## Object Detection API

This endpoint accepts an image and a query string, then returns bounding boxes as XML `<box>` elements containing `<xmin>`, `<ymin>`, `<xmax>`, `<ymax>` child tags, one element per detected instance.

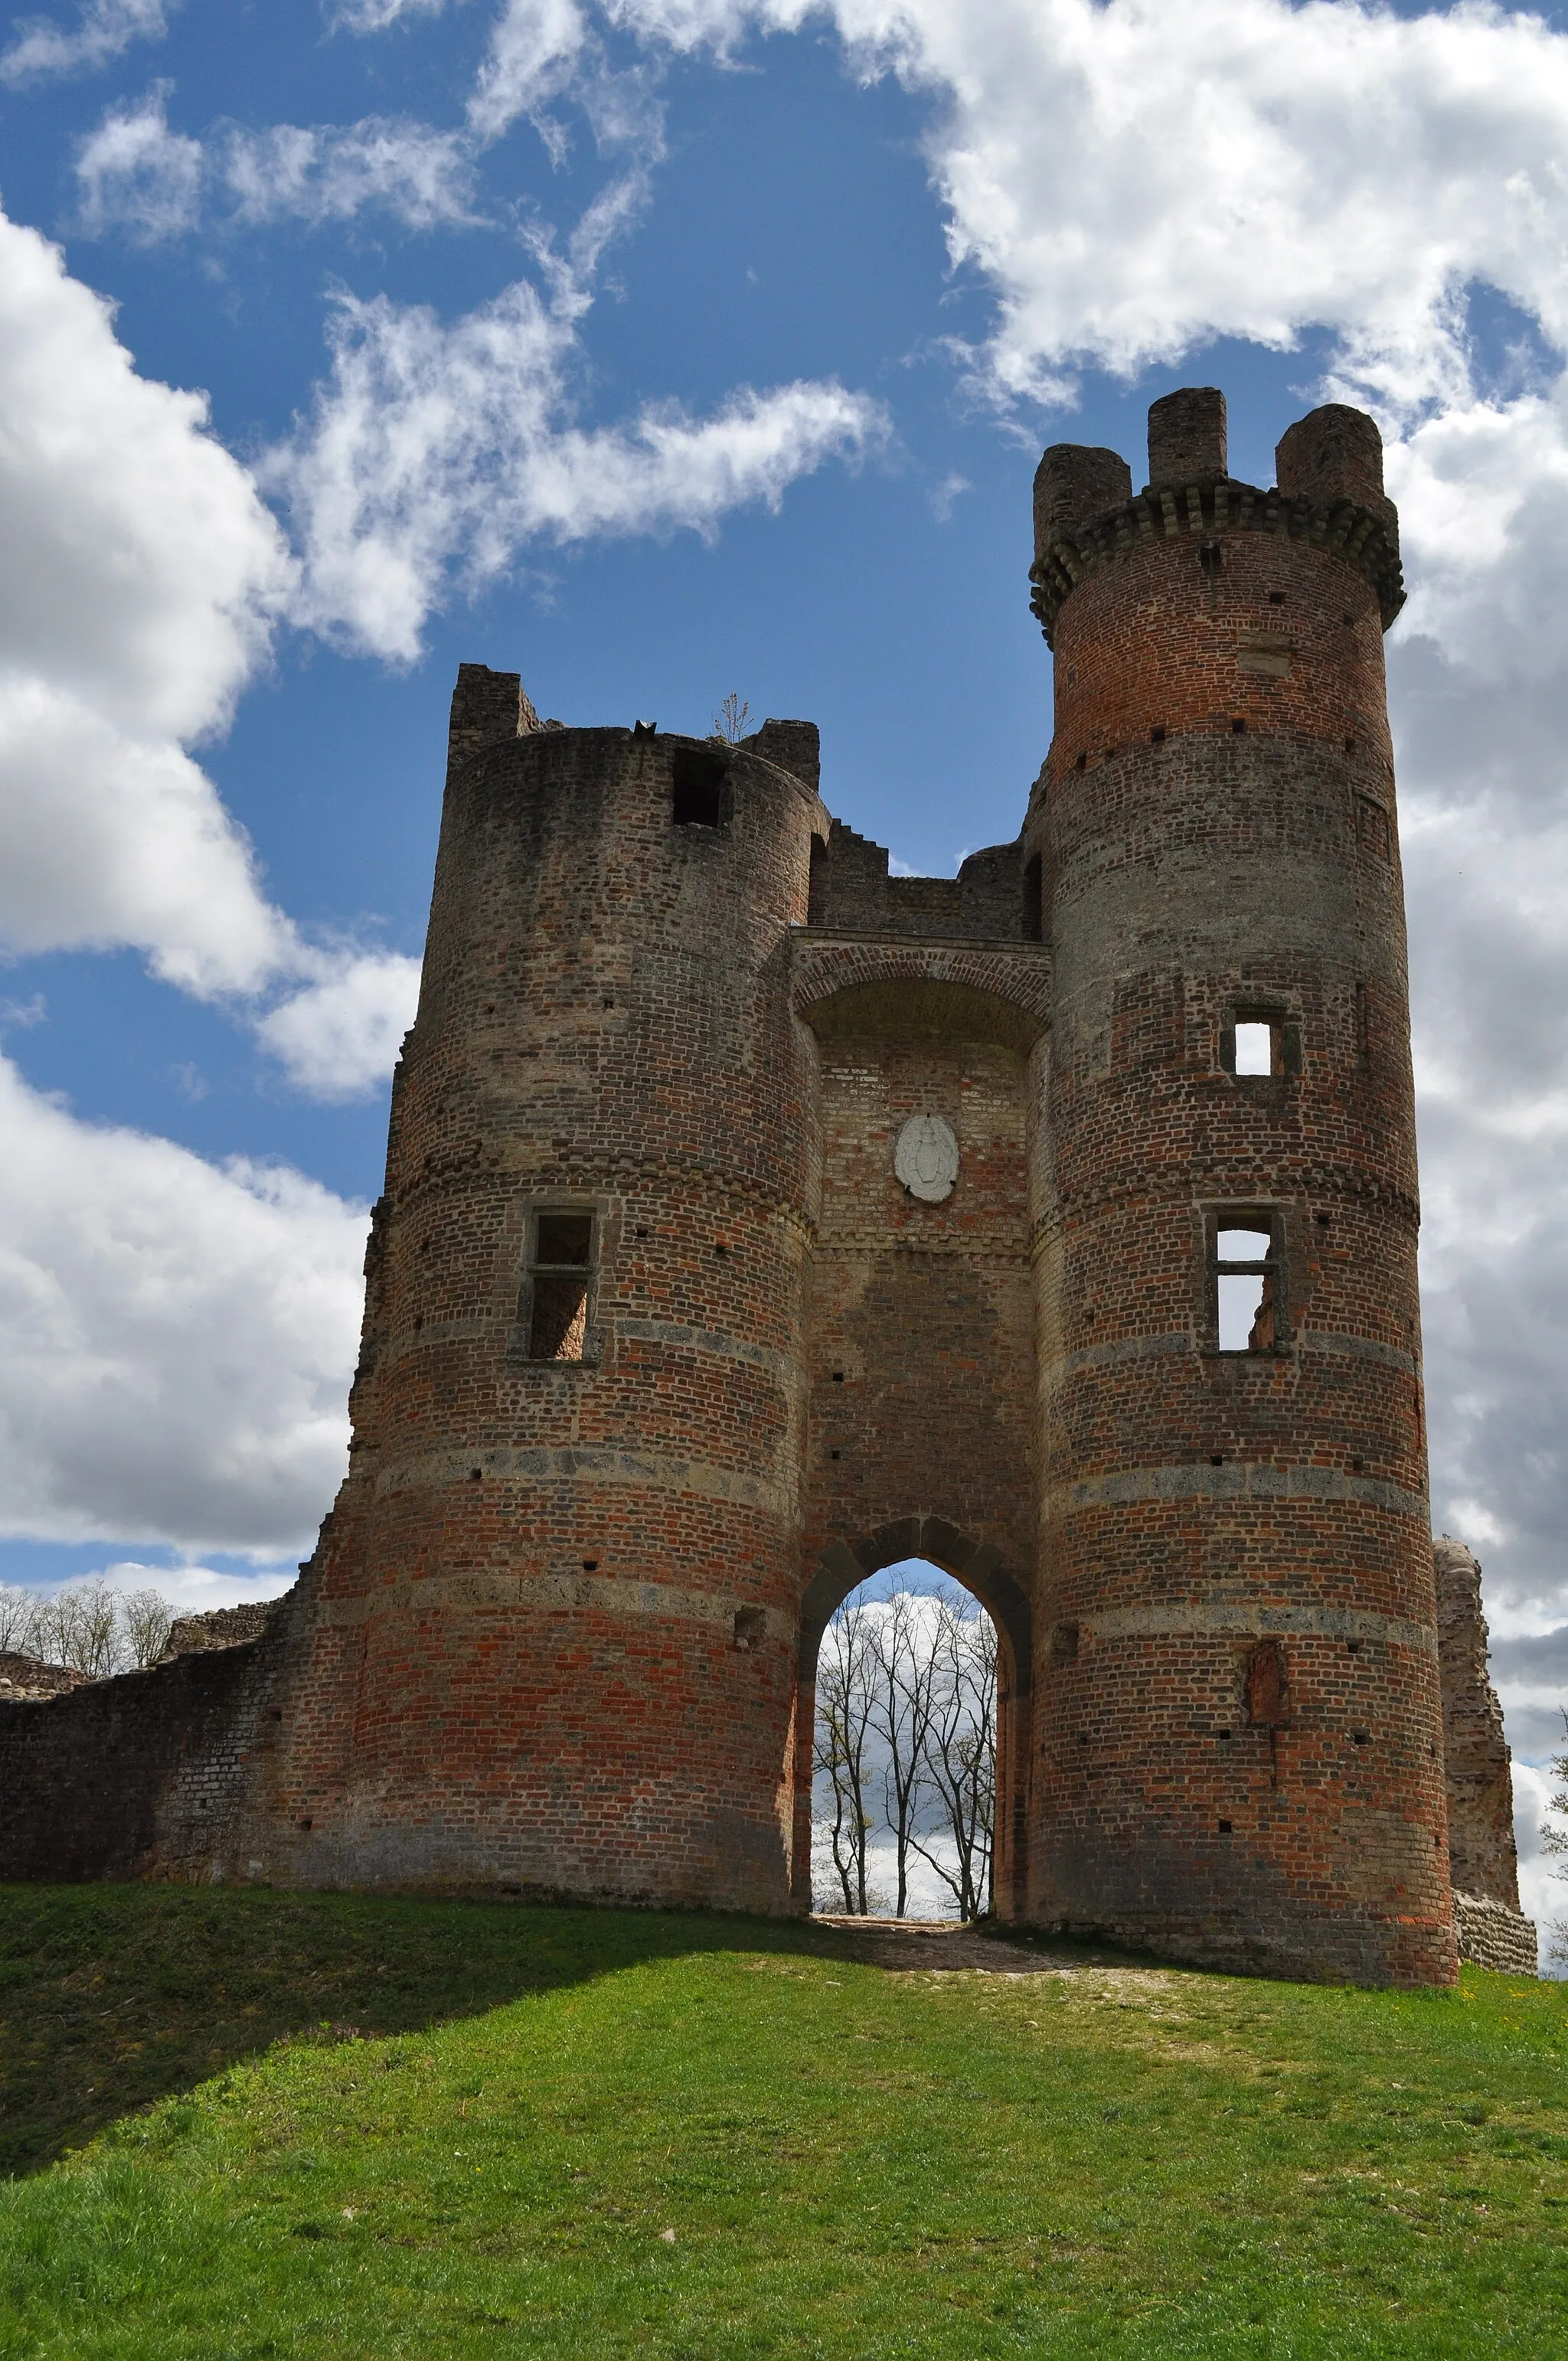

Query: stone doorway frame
<box><xmin>791</xmin><ymin>1514</ymin><xmax>1033</xmax><ymax>1920</ymax></box>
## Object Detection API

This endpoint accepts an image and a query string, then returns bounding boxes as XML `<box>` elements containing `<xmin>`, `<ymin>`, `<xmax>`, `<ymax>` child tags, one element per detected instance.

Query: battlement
<box><xmin>1031</xmin><ymin>395</ymin><xmax>1404</xmax><ymax>645</ymax></box>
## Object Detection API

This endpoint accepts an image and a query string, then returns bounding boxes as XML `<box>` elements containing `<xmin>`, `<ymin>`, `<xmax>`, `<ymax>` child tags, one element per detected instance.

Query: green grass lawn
<box><xmin>1</xmin><ymin>1888</ymin><xmax>1565</xmax><ymax>2358</ymax></box>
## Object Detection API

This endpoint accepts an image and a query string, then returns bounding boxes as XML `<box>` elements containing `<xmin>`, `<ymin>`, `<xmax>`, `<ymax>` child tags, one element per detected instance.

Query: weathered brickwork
<box><xmin>0</xmin><ymin>386</ymin><xmax>1532</xmax><ymax>1986</ymax></box>
<box><xmin>1435</xmin><ymin>1533</ymin><xmax>1538</xmax><ymax>1970</ymax></box>
<box><xmin>164</xmin><ymin>1602</ymin><xmax>281</xmax><ymax>1657</ymax></box>
<box><xmin>0</xmin><ymin>1653</ymin><xmax>87</xmax><ymax>1700</ymax></box>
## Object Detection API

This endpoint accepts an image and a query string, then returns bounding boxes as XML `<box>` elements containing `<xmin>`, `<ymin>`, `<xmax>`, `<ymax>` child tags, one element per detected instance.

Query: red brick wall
<box><xmin>0</xmin><ymin>400</ymin><xmax>1469</xmax><ymax>1990</ymax></box>
<box><xmin>1023</xmin><ymin>426</ymin><xmax>1455</xmax><ymax>1984</ymax></box>
<box><xmin>258</xmin><ymin>723</ymin><xmax>825</xmax><ymax>1908</ymax></box>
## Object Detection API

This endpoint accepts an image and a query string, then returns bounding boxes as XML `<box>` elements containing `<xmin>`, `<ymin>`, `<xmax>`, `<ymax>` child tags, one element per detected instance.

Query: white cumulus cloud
<box><xmin>603</xmin><ymin>0</ymin><xmax>1568</xmax><ymax>414</ymax></box>
<box><xmin>77</xmin><ymin>93</ymin><xmax>482</xmax><ymax>240</ymax></box>
<box><xmin>0</xmin><ymin>0</ymin><xmax>170</xmax><ymax>87</ymax></box>
<box><xmin>0</xmin><ymin>205</ymin><xmax>433</xmax><ymax>1089</ymax></box>
<box><xmin>0</xmin><ymin>1053</ymin><xmax>365</xmax><ymax>1554</ymax></box>
<box><xmin>268</xmin><ymin>275</ymin><xmax>888</xmax><ymax>660</ymax></box>
<box><xmin>328</xmin><ymin>0</ymin><xmax>452</xmax><ymax>28</ymax></box>
<box><xmin>469</xmin><ymin>0</ymin><xmax>590</xmax><ymax>142</ymax></box>
<box><xmin>76</xmin><ymin>86</ymin><xmax>203</xmax><ymax>240</ymax></box>
<box><xmin>0</xmin><ymin>204</ymin><xmax>295</xmax><ymax>991</ymax></box>
<box><xmin>222</xmin><ymin>116</ymin><xmax>481</xmax><ymax>229</ymax></box>
<box><xmin>254</xmin><ymin>952</ymin><xmax>424</xmax><ymax>1099</ymax></box>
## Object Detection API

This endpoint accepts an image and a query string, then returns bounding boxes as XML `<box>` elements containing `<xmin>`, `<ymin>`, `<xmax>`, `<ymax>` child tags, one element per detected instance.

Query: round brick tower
<box><xmin>267</xmin><ymin>690</ymin><xmax>822</xmax><ymax>1907</ymax></box>
<box><xmin>1024</xmin><ymin>389</ymin><xmax>1455</xmax><ymax>1984</ymax></box>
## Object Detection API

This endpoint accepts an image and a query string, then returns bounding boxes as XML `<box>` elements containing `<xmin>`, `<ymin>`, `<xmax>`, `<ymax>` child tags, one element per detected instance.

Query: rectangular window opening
<box><xmin>1233</xmin><ymin>1019</ymin><xmax>1279</xmax><ymax>1076</ymax></box>
<box><xmin>526</xmin><ymin>1211</ymin><xmax>596</xmax><ymax>1361</ymax></box>
<box><xmin>672</xmin><ymin>743</ymin><xmax>732</xmax><ymax>828</ymax></box>
<box><xmin>1214</xmin><ymin>1219</ymin><xmax>1282</xmax><ymax>1353</ymax></box>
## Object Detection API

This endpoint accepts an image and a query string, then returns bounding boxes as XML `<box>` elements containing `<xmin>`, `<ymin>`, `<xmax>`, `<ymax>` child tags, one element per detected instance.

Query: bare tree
<box><xmin>710</xmin><ymin>694</ymin><xmax>752</xmax><ymax>745</ymax></box>
<box><xmin>1540</xmin><ymin>1710</ymin><xmax>1568</xmax><ymax>1966</ymax></box>
<box><xmin>43</xmin><ymin>1579</ymin><xmax>123</xmax><ymax>1678</ymax></box>
<box><xmin>910</xmin><ymin>1592</ymin><xmax>998</xmax><ymax>1922</ymax></box>
<box><xmin>3</xmin><ymin>1579</ymin><xmax>177</xmax><ymax>1677</ymax></box>
<box><xmin>812</xmin><ymin>1596</ymin><xmax>878</xmax><ymax>1913</ymax></box>
<box><xmin>867</xmin><ymin>1591</ymin><xmax>942</xmax><ymax>1917</ymax></box>
<box><xmin>122</xmin><ymin>1589</ymin><xmax>175</xmax><ymax>1669</ymax></box>
<box><xmin>0</xmin><ymin>1585</ymin><xmax>40</xmax><ymax>1656</ymax></box>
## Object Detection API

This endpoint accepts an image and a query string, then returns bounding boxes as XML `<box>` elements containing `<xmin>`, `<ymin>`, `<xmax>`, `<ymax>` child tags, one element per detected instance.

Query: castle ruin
<box><xmin>0</xmin><ymin>387</ymin><xmax>1537</xmax><ymax>1984</ymax></box>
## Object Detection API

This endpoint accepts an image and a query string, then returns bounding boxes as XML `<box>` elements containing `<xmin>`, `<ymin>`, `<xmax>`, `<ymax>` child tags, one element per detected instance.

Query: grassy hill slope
<box><xmin>1</xmin><ymin>1887</ymin><xmax>1565</xmax><ymax>2359</ymax></box>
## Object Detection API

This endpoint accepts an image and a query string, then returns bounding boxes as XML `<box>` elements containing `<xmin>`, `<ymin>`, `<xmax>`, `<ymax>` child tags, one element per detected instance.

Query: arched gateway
<box><xmin>794</xmin><ymin>1518</ymin><xmax>1032</xmax><ymax>1919</ymax></box>
<box><xmin>2</xmin><ymin>387</ymin><xmax>1536</xmax><ymax>1984</ymax></box>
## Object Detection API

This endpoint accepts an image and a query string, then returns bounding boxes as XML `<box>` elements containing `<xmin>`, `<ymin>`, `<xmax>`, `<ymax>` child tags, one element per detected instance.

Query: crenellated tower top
<box><xmin>1029</xmin><ymin>390</ymin><xmax>1404</xmax><ymax>646</ymax></box>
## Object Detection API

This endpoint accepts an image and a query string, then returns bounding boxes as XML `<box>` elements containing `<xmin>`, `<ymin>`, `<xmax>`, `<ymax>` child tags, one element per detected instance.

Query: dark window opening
<box><xmin>1212</xmin><ymin>1214</ymin><xmax>1283</xmax><ymax>1353</ymax></box>
<box><xmin>807</xmin><ymin>831</ymin><xmax>828</xmax><ymax>923</ymax></box>
<box><xmin>530</xmin><ymin>1277</ymin><xmax>588</xmax><ymax>1361</ymax></box>
<box><xmin>1268</xmin><ymin>591</ymin><xmax>1286</xmax><ymax>606</ymax></box>
<box><xmin>1022</xmin><ymin>852</ymin><xmax>1044</xmax><ymax>943</ymax></box>
<box><xmin>672</xmin><ymin>742</ymin><xmax>732</xmax><ymax>827</ymax></box>
<box><xmin>1151</xmin><ymin>726</ymin><xmax>1166</xmax><ymax>743</ymax></box>
<box><xmin>1231</xmin><ymin>717</ymin><xmax>1247</xmax><ymax>734</ymax></box>
<box><xmin>733</xmin><ymin>1605</ymin><xmax>766</xmax><ymax>1651</ymax></box>
<box><xmin>536</xmin><ymin>1213</ymin><xmax>592</xmax><ymax>1265</ymax></box>
<box><xmin>1075</xmin><ymin>751</ymin><xmax>1087</xmax><ymax>770</ymax></box>
<box><xmin>1199</xmin><ymin>540</ymin><xmax>1223</xmax><ymax>576</ymax></box>
<box><xmin>525</xmin><ymin>1210</ymin><xmax>596</xmax><ymax>1362</ymax></box>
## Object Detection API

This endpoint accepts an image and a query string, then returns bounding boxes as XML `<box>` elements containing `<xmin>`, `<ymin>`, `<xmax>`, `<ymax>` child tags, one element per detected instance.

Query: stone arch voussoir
<box><xmin>792</xmin><ymin>941</ymin><xmax>1049</xmax><ymax>1055</ymax></box>
<box><xmin>799</xmin><ymin>1515</ymin><xmax>1032</xmax><ymax>1697</ymax></box>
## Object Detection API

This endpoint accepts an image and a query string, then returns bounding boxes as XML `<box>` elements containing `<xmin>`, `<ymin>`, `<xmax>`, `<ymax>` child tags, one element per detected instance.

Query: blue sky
<box><xmin>4</xmin><ymin>0</ymin><xmax>1568</xmax><ymax>1915</ymax></box>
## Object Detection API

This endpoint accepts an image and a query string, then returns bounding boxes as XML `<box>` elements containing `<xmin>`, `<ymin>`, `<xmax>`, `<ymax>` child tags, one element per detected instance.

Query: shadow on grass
<box><xmin>0</xmin><ymin>1884</ymin><xmax>1129</xmax><ymax>2178</ymax></box>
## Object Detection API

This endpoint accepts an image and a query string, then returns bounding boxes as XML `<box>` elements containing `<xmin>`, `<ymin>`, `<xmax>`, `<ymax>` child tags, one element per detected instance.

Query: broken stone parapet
<box><xmin>1453</xmin><ymin>1892</ymin><xmax>1540</xmax><ymax>1976</ymax></box>
<box><xmin>162</xmin><ymin>1600</ymin><xmax>281</xmax><ymax>1658</ymax></box>
<box><xmin>0</xmin><ymin>1651</ymin><xmax>90</xmax><ymax>1701</ymax></box>
<box><xmin>1436</xmin><ymin>1535</ymin><xmax>1524</xmax><ymax>1906</ymax></box>
<box><xmin>1435</xmin><ymin>1533</ymin><xmax>1538</xmax><ymax>1974</ymax></box>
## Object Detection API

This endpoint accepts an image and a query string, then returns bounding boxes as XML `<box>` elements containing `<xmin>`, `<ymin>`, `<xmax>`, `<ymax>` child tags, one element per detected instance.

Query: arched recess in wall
<box><xmin>793</xmin><ymin>972</ymin><xmax>1047</xmax><ymax>1058</ymax></box>
<box><xmin>792</xmin><ymin>1514</ymin><xmax>1033</xmax><ymax>1923</ymax></box>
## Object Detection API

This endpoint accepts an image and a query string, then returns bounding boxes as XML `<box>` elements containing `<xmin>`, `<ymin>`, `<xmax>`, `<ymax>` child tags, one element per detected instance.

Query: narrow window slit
<box><xmin>1022</xmin><ymin>851</ymin><xmax>1044</xmax><ymax>943</ymax></box>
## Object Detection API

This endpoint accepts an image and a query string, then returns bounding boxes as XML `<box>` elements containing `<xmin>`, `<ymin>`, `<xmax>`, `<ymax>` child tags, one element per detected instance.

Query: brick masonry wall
<box><xmin>1022</xmin><ymin>409</ymin><xmax>1456</xmax><ymax>1985</ymax></box>
<box><xmin>1435</xmin><ymin>1533</ymin><xmax>1538</xmax><ymax>1971</ymax></box>
<box><xmin>239</xmin><ymin>718</ymin><xmax>827</xmax><ymax>1909</ymax></box>
<box><xmin>0</xmin><ymin>399</ymin><xmax>1519</xmax><ymax>1989</ymax></box>
<box><xmin>0</xmin><ymin>1620</ymin><xmax>290</xmax><ymax>1881</ymax></box>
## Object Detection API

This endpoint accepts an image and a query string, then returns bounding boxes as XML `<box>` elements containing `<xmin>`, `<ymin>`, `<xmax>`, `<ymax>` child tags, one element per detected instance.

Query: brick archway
<box><xmin>791</xmin><ymin>1515</ymin><xmax>1033</xmax><ymax>1922</ymax></box>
